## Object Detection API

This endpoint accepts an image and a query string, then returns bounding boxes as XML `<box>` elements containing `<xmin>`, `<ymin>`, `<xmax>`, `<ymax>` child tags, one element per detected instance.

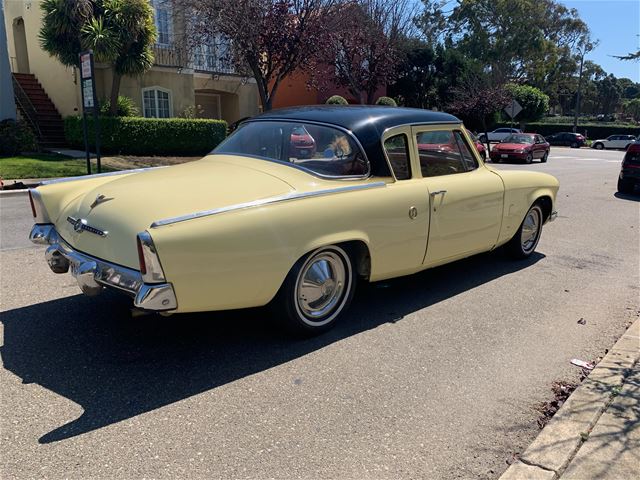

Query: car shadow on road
<box><xmin>1</xmin><ymin>250</ymin><xmax>544</xmax><ymax>444</ymax></box>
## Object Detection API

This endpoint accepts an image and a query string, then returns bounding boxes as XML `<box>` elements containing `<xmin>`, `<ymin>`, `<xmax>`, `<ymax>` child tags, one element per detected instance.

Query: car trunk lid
<box><xmin>54</xmin><ymin>157</ymin><xmax>294</xmax><ymax>268</ymax></box>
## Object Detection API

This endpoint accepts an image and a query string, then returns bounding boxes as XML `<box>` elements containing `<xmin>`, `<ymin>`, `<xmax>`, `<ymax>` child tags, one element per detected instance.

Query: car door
<box><xmin>373</xmin><ymin>128</ymin><xmax>432</xmax><ymax>278</ymax></box>
<box><xmin>411</xmin><ymin>126</ymin><xmax>504</xmax><ymax>267</ymax></box>
<box><xmin>534</xmin><ymin>135</ymin><xmax>546</xmax><ymax>158</ymax></box>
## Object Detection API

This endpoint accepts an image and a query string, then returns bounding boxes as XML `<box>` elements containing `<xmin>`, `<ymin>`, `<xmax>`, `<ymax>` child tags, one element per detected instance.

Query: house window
<box><xmin>142</xmin><ymin>88</ymin><xmax>172</xmax><ymax>118</ymax></box>
<box><xmin>153</xmin><ymin>0</ymin><xmax>172</xmax><ymax>45</ymax></box>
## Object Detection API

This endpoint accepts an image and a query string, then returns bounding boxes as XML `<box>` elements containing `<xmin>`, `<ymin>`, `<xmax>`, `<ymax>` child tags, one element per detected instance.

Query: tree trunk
<box><xmin>109</xmin><ymin>72</ymin><xmax>122</xmax><ymax>116</ymax></box>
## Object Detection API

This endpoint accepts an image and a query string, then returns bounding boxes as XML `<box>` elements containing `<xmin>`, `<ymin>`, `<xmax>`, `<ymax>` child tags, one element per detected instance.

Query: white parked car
<box><xmin>478</xmin><ymin>128</ymin><xmax>523</xmax><ymax>143</ymax></box>
<box><xmin>591</xmin><ymin>135</ymin><xmax>638</xmax><ymax>150</ymax></box>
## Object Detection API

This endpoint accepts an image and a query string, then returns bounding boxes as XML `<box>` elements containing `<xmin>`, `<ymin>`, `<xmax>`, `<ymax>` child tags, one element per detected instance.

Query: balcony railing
<box><xmin>152</xmin><ymin>44</ymin><xmax>236</xmax><ymax>75</ymax></box>
<box><xmin>153</xmin><ymin>44</ymin><xmax>186</xmax><ymax>69</ymax></box>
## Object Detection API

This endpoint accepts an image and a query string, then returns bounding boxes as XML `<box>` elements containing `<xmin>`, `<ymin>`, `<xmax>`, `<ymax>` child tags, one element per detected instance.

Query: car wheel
<box><xmin>571</xmin><ymin>142</ymin><xmax>578</xmax><ymax>148</ymax></box>
<box><xmin>525</xmin><ymin>153</ymin><xmax>533</xmax><ymax>164</ymax></box>
<box><xmin>506</xmin><ymin>204</ymin><xmax>544</xmax><ymax>259</ymax></box>
<box><xmin>617</xmin><ymin>178</ymin><xmax>635</xmax><ymax>194</ymax></box>
<box><xmin>541</xmin><ymin>151</ymin><xmax>548</xmax><ymax>163</ymax></box>
<box><xmin>594</xmin><ymin>143</ymin><xmax>604</xmax><ymax>150</ymax></box>
<box><xmin>273</xmin><ymin>245</ymin><xmax>356</xmax><ymax>335</ymax></box>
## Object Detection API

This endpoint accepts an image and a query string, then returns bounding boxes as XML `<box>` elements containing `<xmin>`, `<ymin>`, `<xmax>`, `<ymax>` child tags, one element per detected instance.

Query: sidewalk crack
<box><xmin>518</xmin><ymin>456</ymin><xmax>557</xmax><ymax>474</ymax></box>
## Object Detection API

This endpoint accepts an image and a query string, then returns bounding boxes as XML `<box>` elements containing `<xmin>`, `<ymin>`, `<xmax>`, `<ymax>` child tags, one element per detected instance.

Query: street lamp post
<box><xmin>0</xmin><ymin>2</ymin><xmax>17</xmax><ymax>121</ymax></box>
<box><xmin>573</xmin><ymin>41</ymin><xmax>595</xmax><ymax>134</ymax></box>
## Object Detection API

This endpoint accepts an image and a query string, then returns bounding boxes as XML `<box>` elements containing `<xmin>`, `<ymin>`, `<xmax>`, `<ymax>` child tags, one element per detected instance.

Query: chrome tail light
<box><xmin>136</xmin><ymin>231</ymin><xmax>166</xmax><ymax>283</ymax></box>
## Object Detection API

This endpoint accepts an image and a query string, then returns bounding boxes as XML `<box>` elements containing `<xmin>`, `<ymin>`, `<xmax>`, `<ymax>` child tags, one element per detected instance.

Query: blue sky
<box><xmin>561</xmin><ymin>0</ymin><xmax>640</xmax><ymax>82</ymax></box>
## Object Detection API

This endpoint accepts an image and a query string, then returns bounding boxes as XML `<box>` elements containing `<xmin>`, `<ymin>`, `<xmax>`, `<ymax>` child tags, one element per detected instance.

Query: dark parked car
<box><xmin>544</xmin><ymin>132</ymin><xmax>586</xmax><ymax>148</ymax></box>
<box><xmin>618</xmin><ymin>141</ymin><xmax>640</xmax><ymax>194</ymax></box>
<box><xmin>489</xmin><ymin>133</ymin><xmax>550</xmax><ymax>164</ymax></box>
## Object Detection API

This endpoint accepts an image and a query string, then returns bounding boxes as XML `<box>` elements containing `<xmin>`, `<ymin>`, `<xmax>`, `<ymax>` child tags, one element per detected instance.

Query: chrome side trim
<box><xmin>151</xmin><ymin>181</ymin><xmax>387</xmax><ymax>228</ymax></box>
<box><xmin>40</xmin><ymin>166</ymin><xmax>167</xmax><ymax>186</ymax></box>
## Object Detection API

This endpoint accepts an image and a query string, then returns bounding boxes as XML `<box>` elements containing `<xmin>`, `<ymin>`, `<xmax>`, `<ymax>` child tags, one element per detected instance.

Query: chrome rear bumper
<box><xmin>29</xmin><ymin>224</ymin><xmax>177</xmax><ymax>311</ymax></box>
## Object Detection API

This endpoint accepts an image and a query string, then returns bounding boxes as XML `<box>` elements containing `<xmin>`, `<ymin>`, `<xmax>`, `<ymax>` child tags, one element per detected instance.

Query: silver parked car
<box><xmin>478</xmin><ymin>128</ymin><xmax>523</xmax><ymax>143</ymax></box>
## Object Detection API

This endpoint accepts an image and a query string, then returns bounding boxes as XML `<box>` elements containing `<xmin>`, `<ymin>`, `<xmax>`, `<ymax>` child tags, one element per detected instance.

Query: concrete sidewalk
<box><xmin>501</xmin><ymin>319</ymin><xmax>640</xmax><ymax>480</ymax></box>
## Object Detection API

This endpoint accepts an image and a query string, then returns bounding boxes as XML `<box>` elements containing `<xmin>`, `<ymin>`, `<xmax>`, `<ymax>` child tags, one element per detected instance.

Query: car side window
<box><xmin>453</xmin><ymin>131</ymin><xmax>478</xmax><ymax>171</ymax></box>
<box><xmin>383</xmin><ymin>134</ymin><xmax>411</xmax><ymax>180</ymax></box>
<box><xmin>416</xmin><ymin>130</ymin><xmax>467</xmax><ymax>177</ymax></box>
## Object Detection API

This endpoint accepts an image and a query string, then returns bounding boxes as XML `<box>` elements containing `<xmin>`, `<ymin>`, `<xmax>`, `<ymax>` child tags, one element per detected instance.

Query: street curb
<box><xmin>500</xmin><ymin>318</ymin><xmax>640</xmax><ymax>480</ymax></box>
<box><xmin>0</xmin><ymin>189</ymin><xmax>30</xmax><ymax>197</ymax></box>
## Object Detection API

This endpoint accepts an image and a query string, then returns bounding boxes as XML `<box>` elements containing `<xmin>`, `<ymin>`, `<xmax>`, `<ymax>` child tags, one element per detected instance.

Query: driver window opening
<box><xmin>416</xmin><ymin>130</ymin><xmax>466</xmax><ymax>177</ymax></box>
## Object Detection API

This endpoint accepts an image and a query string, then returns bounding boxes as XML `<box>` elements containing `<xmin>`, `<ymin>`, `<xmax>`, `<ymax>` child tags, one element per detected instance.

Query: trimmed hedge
<box><xmin>64</xmin><ymin>116</ymin><xmax>227</xmax><ymax>155</ymax></box>
<box><xmin>495</xmin><ymin>122</ymin><xmax>639</xmax><ymax>139</ymax></box>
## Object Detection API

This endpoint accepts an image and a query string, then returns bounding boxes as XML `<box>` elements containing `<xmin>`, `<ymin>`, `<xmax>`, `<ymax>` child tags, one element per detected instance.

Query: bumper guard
<box><xmin>30</xmin><ymin>224</ymin><xmax>177</xmax><ymax>311</ymax></box>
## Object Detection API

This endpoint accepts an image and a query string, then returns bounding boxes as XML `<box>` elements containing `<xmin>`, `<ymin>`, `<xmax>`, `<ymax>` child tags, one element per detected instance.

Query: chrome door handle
<box><xmin>430</xmin><ymin>190</ymin><xmax>447</xmax><ymax>196</ymax></box>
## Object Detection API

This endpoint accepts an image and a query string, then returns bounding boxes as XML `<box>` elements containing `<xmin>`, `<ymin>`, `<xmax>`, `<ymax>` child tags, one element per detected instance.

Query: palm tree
<box><xmin>40</xmin><ymin>0</ymin><xmax>156</xmax><ymax>115</ymax></box>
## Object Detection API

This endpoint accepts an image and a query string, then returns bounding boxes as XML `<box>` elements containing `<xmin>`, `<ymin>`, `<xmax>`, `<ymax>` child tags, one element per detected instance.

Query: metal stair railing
<box><xmin>11</xmin><ymin>74</ymin><xmax>43</xmax><ymax>139</ymax></box>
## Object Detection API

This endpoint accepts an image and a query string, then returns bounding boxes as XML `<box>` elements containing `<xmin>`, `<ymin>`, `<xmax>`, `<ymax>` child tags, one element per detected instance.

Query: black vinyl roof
<box><xmin>249</xmin><ymin>106</ymin><xmax>462</xmax><ymax>176</ymax></box>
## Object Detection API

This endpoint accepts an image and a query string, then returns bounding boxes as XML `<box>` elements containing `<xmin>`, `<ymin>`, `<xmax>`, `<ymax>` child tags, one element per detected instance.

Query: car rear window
<box><xmin>215</xmin><ymin>121</ymin><xmax>370</xmax><ymax>178</ymax></box>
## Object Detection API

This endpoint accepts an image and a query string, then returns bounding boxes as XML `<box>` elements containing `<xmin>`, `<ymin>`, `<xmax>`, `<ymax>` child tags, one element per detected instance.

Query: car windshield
<box><xmin>214</xmin><ymin>121</ymin><xmax>369</xmax><ymax>177</ymax></box>
<box><xmin>502</xmin><ymin>134</ymin><xmax>534</xmax><ymax>144</ymax></box>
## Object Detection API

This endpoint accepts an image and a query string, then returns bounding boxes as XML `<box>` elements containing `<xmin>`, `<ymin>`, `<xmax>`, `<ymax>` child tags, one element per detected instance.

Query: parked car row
<box><xmin>476</xmin><ymin>129</ymin><xmax>638</xmax><ymax>151</ymax></box>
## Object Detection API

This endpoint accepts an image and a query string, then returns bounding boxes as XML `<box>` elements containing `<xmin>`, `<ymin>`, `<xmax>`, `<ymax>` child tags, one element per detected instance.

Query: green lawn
<box><xmin>0</xmin><ymin>154</ymin><xmax>114</xmax><ymax>180</ymax></box>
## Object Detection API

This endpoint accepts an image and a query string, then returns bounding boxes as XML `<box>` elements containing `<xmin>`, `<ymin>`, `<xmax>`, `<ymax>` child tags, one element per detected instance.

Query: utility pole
<box><xmin>0</xmin><ymin>2</ymin><xmax>17</xmax><ymax>120</ymax></box>
<box><xmin>573</xmin><ymin>40</ymin><xmax>595</xmax><ymax>134</ymax></box>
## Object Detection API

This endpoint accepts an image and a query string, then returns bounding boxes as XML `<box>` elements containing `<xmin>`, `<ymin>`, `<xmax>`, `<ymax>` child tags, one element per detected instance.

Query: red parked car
<box><xmin>469</xmin><ymin>132</ymin><xmax>487</xmax><ymax>159</ymax></box>
<box><xmin>289</xmin><ymin>125</ymin><xmax>316</xmax><ymax>158</ymax></box>
<box><xmin>490</xmin><ymin>133</ymin><xmax>550</xmax><ymax>164</ymax></box>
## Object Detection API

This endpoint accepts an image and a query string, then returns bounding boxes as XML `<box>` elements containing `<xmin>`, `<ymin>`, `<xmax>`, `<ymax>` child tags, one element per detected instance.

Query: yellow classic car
<box><xmin>29</xmin><ymin>106</ymin><xmax>559</xmax><ymax>334</ymax></box>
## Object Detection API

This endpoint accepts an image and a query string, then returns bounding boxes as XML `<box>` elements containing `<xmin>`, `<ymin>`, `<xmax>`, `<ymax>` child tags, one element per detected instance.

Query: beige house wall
<box><xmin>4</xmin><ymin>0</ymin><xmax>259</xmax><ymax>123</ymax></box>
<box><xmin>4</xmin><ymin>0</ymin><xmax>81</xmax><ymax>117</ymax></box>
<box><xmin>193</xmin><ymin>74</ymin><xmax>259</xmax><ymax>123</ymax></box>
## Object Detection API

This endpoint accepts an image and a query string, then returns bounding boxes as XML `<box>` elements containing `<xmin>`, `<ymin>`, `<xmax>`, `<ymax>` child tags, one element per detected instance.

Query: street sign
<box><xmin>80</xmin><ymin>53</ymin><xmax>92</xmax><ymax>79</ymax></box>
<box><xmin>504</xmin><ymin>99</ymin><xmax>523</xmax><ymax>119</ymax></box>
<box><xmin>81</xmin><ymin>79</ymin><xmax>94</xmax><ymax>108</ymax></box>
<box><xmin>78</xmin><ymin>50</ymin><xmax>101</xmax><ymax>174</ymax></box>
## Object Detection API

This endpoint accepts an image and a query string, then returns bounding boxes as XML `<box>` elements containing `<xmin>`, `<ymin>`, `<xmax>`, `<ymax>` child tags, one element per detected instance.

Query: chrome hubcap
<box><xmin>521</xmin><ymin>208</ymin><xmax>541</xmax><ymax>253</ymax></box>
<box><xmin>296</xmin><ymin>250</ymin><xmax>347</xmax><ymax>323</ymax></box>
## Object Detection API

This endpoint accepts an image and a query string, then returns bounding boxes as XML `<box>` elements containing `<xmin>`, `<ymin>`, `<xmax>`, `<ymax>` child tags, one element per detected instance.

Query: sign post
<box><xmin>79</xmin><ymin>51</ymin><xmax>101</xmax><ymax>174</ymax></box>
<box><xmin>503</xmin><ymin>99</ymin><xmax>523</xmax><ymax>131</ymax></box>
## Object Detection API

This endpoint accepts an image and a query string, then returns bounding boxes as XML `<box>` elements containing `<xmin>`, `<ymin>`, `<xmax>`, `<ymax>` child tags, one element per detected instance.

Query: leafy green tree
<box><xmin>40</xmin><ymin>0</ymin><xmax>156</xmax><ymax>115</ymax></box>
<box><xmin>594</xmin><ymin>74</ymin><xmax>622</xmax><ymax>115</ymax></box>
<box><xmin>446</xmin><ymin>78</ymin><xmax>512</xmax><ymax>148</ymax></box>
<box><xmin>623</xmin><ymin>98</ymin><xmax>640</xmax><ymax>122</ymax></box>
<box><xmin>417</xmin><ymin>0</ymin><xmax>590</xmax><ymax>85</ymax></box>
<box><xmin>504</xmin><ymin>83</ymin><xmax>550</xmax><ymax>124</ymax></box>
<box><xmin>388</xmin><ymin>40</ymin><xmax>480</xmax><ymax>110</ymax></box>
<box><xmin>617</xmin><ymin>78</ymin><xmax>640</xmax><ymax>99</ymax></box>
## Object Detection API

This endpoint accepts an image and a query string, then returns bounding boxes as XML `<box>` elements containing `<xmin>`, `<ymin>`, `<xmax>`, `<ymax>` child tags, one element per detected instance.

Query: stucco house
<box><xmin>4</xmin><ymin>0</ymin><xmax>260</xmax><ymax>147</ymax></box>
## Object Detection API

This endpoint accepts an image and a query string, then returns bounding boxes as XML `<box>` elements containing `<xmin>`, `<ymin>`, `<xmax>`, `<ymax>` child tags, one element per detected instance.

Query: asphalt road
<box><xmin>1</xmin><ymin>148</ymin><xmax>638</xmax><ymax>479</ymax></box>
